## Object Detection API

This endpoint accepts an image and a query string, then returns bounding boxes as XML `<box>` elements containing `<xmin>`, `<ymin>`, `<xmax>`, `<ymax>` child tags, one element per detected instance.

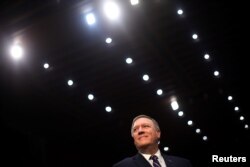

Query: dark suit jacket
<box><xmin>113</xmin><ymin>153</ymin><xmax>192</xmax><ymax>167</ymax></box>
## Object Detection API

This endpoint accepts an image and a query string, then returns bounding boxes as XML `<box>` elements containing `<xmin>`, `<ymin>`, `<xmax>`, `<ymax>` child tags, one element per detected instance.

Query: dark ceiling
<box><xmin>1</xmin><ymin>0</ymin><xmax>249</xmax><ymax>166</ymax></box>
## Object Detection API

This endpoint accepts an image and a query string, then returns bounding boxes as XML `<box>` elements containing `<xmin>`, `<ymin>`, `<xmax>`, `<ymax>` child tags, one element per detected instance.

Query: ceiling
<box><xmin>1</xmin><ymin>0</ymin><xmax>249</xmax><ymax>166</ymax></box>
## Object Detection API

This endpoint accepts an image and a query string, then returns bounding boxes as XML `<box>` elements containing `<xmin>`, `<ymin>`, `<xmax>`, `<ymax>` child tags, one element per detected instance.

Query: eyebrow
<box><xmin>133</xmin><ymin>123</ymin><xmax>151</xmax><ymax>129</ymax></box>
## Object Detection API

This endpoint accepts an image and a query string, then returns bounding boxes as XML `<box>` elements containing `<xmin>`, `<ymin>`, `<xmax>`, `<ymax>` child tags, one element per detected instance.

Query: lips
<box><xmin>138</xmin><ymin>135</ymin><xmax>148</xmax><ymax>140</ymax></box>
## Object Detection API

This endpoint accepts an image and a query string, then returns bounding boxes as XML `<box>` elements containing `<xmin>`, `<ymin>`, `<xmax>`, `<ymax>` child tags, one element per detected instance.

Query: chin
<box><xmin>136</xmin><ymin>142</ymin><xmax>151</xmax><ymax>149</ymax></box>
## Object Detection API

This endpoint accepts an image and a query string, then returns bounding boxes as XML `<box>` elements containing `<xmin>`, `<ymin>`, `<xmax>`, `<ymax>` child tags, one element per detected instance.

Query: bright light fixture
<box><xmin>171</xmin><ymin>100</ymin><xmax>179</xmax><ymax>111</ymax></box>
<box><xmin>196</xmin><ymin>128</ymin><xmax>201</xmax><ymax>134</ymax></box>
<box><xmin>192</xmin><ymin>33</ymin><xmax>198</xmax><ymax>40</ymax></box>
<box><xmin>163</xmin><ymin>147</ymin><xmax>169</xmax><ymax>151</ymax></box>
<box><xmin>227</xmin><ymin>96</ymin><xmax>233</xmax><ymax>101</ymax></box>
<box><xmin>178</xmin><ymin>111</ymin><xmax>184</xmax><ymax>117</ymax></box>
<box><xmin>204</xmin><ymin>54</ymin><xmax>210</xmax><ymax>60</ymax></box>
<box><xmin>105</xmin><ymin>106</ymin><xmax>112</xmax><ymax>112</ymax></box>
<box><xmin>213</xmin><ymin>70</ymin><xmax>220</xmax><ymax>77</ymax></box>
<box><xmin>126</xmin><ymin>57</ymin><xmax>133</xmax><ymax>64</ymax></box>
<box><xmin>203</xmin><ymin>136</ymin><xmax>208</xmax><ymax>141</ymax></box>
<box><xmin>142</xmin><ymin>74</ymin><xmax>149</xmax><ymax>81</ymax></box>
<box><xmin>10</xmin><ymin>44</ymin><xmax>23</xmax><ymax>60</ymax></box>
<box><xmin>88</xmin><ymin>94</ymin><xmax>94</xmax><ymax>100</ymax></box>
<box><xmin>156</xmin><ymin>89</ymin><xmax>163</xmax><ymax>95</ymax></box>
<box><xmin>103</xmin><ymin>1</ymin><xmax>120</xmax><ymax>20</ymax></box>
<box><xmin>43</xmin><ymin>63</ymin><xmax>49</xmax><ymax>69</ymax></box>
<box><xmin>86</xmin><ymin>13</ymin><xmax>96</xmax><ymax>25</ymax></box>
<box><xmin>67</xmin><ymin>80</ymin><xmax>73</xmax><ymax>86</ymax></box>
<box><xmin>187</xmin><ymin>120</ymin><xmax>193</xmax><ymax>126</ymax></box>
<box><xmin>130</xmin><ymin>0</ymin><xmax>139</xmax><ymax>5</ymax></box>
<box><xmin>106</xmin><ymin>37</ymin><xmax>112</xmax><ymax>44</ymax></box>
<box><xmin>177</xmin><ymin>9</ymin><xmax>183</xmax><ymax>15</ymax></box>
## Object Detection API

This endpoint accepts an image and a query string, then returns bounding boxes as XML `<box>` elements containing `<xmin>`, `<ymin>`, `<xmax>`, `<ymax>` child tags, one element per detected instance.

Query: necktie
<box><xmin>150</xmin><ymin>155</ymin><xmax>161</xmax><ymax>167</ymax></box>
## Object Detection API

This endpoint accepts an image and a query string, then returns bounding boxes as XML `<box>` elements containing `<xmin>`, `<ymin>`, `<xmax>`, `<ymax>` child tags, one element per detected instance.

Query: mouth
<box><xmin>138</xmin><ymin>135</ymin><xmax>148</xmax><ymax>140</ymax></box>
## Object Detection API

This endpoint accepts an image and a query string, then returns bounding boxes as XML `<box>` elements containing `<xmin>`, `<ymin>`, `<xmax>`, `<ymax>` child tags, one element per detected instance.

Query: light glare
<box><xmin>43</xmin><ymin>63</ymin><xmax>49</xmax><ymax>69</ymax></box>
<box><xmin>177</xmin><ymin>9</ymin><xmax>183</xmax><ymax>15</ymax></box>
<box><xmin>68</xmin><ymin>80</ymin><xmax>73</xmax><ymax>86</ymax></box>
<box><xmin>204</xmin><ymin>54</ymin><xmax>210</xmax><ymax>60</ymax></box>
<box><xmin>178</xmin><ymin>111</ymin><xmax>184</xmax><ymax>117</ymax></box>
<box><xmin>103</xmin><ymin>1</ymin><xmax>120</xmax><ymax>20</ymax></box>
<box><xmin>203</xmin><ymin>136</ymin><xmax>208</xmax><ymax>141</ymax></box>
<box><xmin>171</xmin><ymin>100</ymin><xmax>179</xmax><ymax>111</ymax></box>
<box><xmin>105</xmin><ymin>106</ymin><xmax>112</xmax><ymax>112</ymax></box>
<box><xmin>106</xmin><ymin>37</ymin><xmax>112</xmax><ymax>44</ymax></box>
<box><xmin>86</xmin><ymin>13</ymin><xmax>96</xmax><ymax>25</ymax></box>
<box><xmin>213</xmin><ymin>71</ymin><xmax>220</xmax><ymax>77</ymax></box>
<box><xmin>187</xmin><ymin>120</ymin><xmax>193</xmax><ymax>126</ymax></box>
<box><xmin>163</xmin><ymin>147</ymin><xmax>169</xmax><ymax>151</ymax></box>
<box><xmin>192</xmin><ymin>34</ymin><xmax>198</xmax><ymax>39</ymax></box>
<box><xmin>142</xmin><ymin>74</ymin><xmax>149</xmax><ymax>81</ymax></box>
<box><xmin>10</xmin><ymin>44</ymin><xmax>23</xmax><ymax>60</ymax></box>
<box><xmin>88</xmin><ymin>94</ymin><xmax>94</xmax><ymax>100</ymax></box>
<box><xmin>196</xmin><ymin>128</ymin><xmax>201</xmax><ymax>134</ymax></box>
<box><xmin>130</xmin><ymin>0</ymin><xmax>139</xmax><ymax>5</ymax></box>
<box><xmin>156</xmin><ymin>89</ymin><xmax>163</xmax><ymax>95</ymax></box>
<box><xmin>126</xmin><ymin>57</ymin><xmax>133</xmax><ymax>64</ymax></box>
<box><xmin>227</xmin><ymin>96</ymin><xmax>233</xmax><ymax>101</ymax></box>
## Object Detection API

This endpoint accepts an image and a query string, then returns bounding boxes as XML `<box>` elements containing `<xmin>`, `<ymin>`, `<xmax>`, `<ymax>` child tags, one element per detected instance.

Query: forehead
<box><xmin>133</xmin><ymin>117</ymin><xmax>153</xmax><ymax>127</ymax></box>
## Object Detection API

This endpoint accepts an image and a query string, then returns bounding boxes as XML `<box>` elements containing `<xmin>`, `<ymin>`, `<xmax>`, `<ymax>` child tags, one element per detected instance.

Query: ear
<box><xmin>156</xmin><ymin>130</ymin><xmax>161</xmax><ymax>139</ymax></box>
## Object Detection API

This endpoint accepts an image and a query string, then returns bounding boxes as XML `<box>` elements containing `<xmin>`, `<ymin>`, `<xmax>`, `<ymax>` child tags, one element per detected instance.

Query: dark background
<box><xmin>0</xmin><ymin>0</ymin><xmax>249</xmax><ymax>166</ymax></box>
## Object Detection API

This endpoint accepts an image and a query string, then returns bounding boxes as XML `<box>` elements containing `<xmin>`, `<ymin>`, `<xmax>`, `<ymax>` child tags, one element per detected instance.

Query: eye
<box><xmin>133</xmin><ymin>127</ymin><xmax>138</xmax><ymax>132</ymax></box>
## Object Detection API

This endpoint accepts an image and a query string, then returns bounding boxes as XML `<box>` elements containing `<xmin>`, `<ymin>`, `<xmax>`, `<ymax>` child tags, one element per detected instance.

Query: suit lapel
<box><xmin>133</xmin><ymin>153</ymin><xmax>152</xmax><ymax>167</ymax></box>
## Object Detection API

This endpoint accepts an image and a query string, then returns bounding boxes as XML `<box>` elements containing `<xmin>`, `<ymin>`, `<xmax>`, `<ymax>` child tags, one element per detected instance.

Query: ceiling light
<box><xmin>227</xmin><ymin>96</ymin><xmax>233</xmax><ymax>101</ymax></box>
<box><xmin>178</xmin><ymin>111</ymin><xmax>184</xmax><ymax>117</ymax></box>
<box><xmin>204</xmin><ymin>54</ymin><xmax>210</xmax><ymax>60</ymax></box>
<box><xmin>86</xmin><ymin>13</ymin><xmax>96</xmax><ymax>25</ymax></box>
<box><xmin>202</xmin><ymin>136</ymin><xmax>208</xmax><ymax>141</ymax></box>
<box><xmin>171</xmin><ymin>100</ymin><xmax>179</xmax><ymax>111</ymax></box>
<box><xmin>156</xmin><ymin>89</ymin><xmax>163</xmax><ymax>95</ymax></box>
<box><xmin>192</xmin><ymin>33</ymin><xmax>198</xmax><ymax>40</ymax></box>
<box><xmin>196</xmin><ymin>128</ymin><xmax>201</xmax><ymax>134</ymax></box>
<box><xmin>43</xmin><ymin>63</ymin><xmax>49</xmax><ymax>69</ymax></box>
<box><xmin>88</xmin><ymin>94</ymin><xmax>94</xmax><ymax>100</ymax></box>
<box><xmin>187</xmin><ymin>120</ymin><xmax>193</xmax><ymax>126</ymax></box>
<box><xmin>126</xmin><ymin>57</ymin><xmax>133</xmax><ymax>64</ymax></box>
<box><xmin>10</xmin><ymin>44</ymin><xmax>23</xmax><ymax>60</ymax></box>
<box><xmin>106</xmin><ymin>37</ymin><xmax>112</xmax><ymax>44</ymax></box>
<box><xmin>142</xmin><ymin>74</ymin><xmax>149</xmax><ymax>81</ymax></box>
<box><xmin>67</xmin><ymin>80</ymin><xmax>73</xmax><ymax>86</ymax></box>
<box><xmin>177</xmin><ymin>9</ymin><xmax>183</xmax><ymax>15</ymax></box>
<box><xmin>130</xmin><ymin>0</ymin><xmax>139</xmax><ymax>5</ymax></box>
<box><xmin>103</xmin><ymin>1</ymin><xmax>120</xmax><ymax>20</ymax></box>
<box><xmin>105</xmin><ymin>106</ymin><xmax>112</xmax><ymax>112</ymax></box>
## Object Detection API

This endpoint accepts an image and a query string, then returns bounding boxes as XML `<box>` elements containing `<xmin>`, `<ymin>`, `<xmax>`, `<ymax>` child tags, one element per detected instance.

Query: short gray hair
<box><xmin>131</xmin><ymin>114</ymin><xmax>160</xmax><ymax>136</ymax></box>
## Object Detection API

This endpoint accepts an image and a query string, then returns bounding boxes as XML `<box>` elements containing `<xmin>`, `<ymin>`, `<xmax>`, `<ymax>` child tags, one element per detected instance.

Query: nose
<box><xmin>138</xmin><ymin>126</ymin><xmax>144</xmax><ymax>134</ymax></box>
<box><xmin>138</xmin><ymin>126</ymin><xmax>143</xmax><ymax>132</ymax></box>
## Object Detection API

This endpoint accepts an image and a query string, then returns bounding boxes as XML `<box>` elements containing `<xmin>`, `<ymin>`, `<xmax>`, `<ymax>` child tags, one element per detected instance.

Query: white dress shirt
<box><xmin>140</xmin><ymin>149</ymin><xmax>167</xmax><ymax>167</ymax></box>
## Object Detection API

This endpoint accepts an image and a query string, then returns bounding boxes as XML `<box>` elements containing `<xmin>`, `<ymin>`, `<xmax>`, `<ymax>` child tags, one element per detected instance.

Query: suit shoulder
<box><xmin>112</xmin><ymin>157</ymin><xmax>134</xmax><ymax>167</ymax></box>
<box><xmin>164</xmin><ymin>154</ymin><xmax>192</xmax><ymax>167</ymax></box>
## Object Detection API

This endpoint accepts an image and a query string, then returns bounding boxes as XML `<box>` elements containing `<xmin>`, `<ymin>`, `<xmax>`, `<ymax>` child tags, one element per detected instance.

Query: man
<box><xmin>113</xmin><ymin>114</ymin><xmax>192</xmax><ymax>167</ymax></box>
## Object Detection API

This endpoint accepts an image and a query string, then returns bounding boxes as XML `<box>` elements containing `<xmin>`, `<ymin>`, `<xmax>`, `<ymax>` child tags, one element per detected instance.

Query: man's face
<box><xmin>132</xmin><ymin>117</ymin><xmax>160</xmax><ymax>149</ymax></box>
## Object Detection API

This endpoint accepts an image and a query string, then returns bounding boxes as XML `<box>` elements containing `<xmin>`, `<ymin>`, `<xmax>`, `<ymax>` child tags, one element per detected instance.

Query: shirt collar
<box><xmin>140</xmin><ymin>149</ymin><xmax>161</xmax><ymax>160</ymax></box>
